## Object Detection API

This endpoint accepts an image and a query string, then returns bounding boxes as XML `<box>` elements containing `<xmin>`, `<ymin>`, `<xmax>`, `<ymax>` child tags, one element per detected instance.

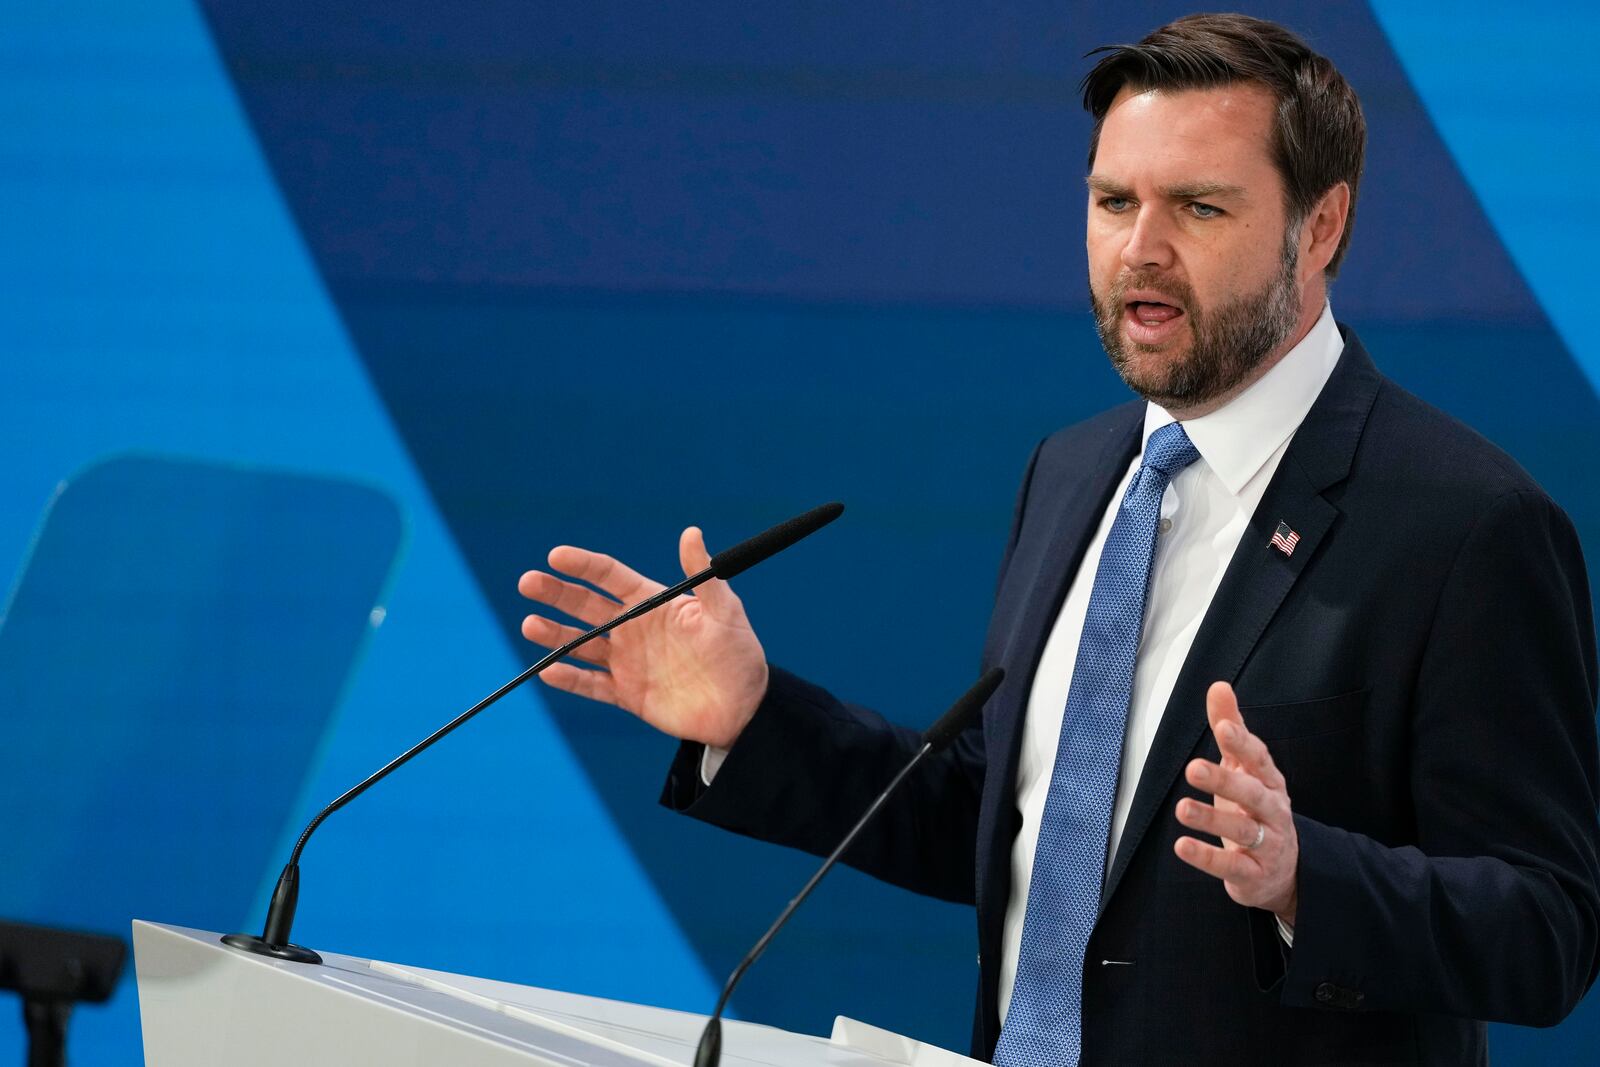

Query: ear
<box><xmin>1299</xmin><ymin>181</ymin><xmax>1351</xmax><ymax>281</ymax></box>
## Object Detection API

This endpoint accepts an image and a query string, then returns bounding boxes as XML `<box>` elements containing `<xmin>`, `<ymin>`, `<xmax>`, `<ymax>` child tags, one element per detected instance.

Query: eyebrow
<box><xmin>1085</xmin><ymin>176</ymin><xmax>1248</xmax><ymax>201</ymax></box>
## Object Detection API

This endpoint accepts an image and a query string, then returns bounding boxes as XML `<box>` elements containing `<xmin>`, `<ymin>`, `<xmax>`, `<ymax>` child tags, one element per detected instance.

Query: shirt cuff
<box><xmin>700</xmin><ymin>744</ymin><xmax>730</xmax><ymax>785</ymax></box>
<box><xmin>1276</xmin><ymin>915</ymin><xmax>1295</xmax><ymax>947</ymax></box>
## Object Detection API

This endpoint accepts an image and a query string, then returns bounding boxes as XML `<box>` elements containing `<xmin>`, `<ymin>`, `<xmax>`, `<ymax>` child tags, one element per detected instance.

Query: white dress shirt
<box><xmin>997</xmin><ymin>304</ymin><xmax>1344</xmax><ymax>1021</ymax></box>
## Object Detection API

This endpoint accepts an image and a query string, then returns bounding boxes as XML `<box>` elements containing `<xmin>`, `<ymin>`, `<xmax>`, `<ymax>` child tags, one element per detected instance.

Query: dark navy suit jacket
<box><xmin>664</xmin><ymin>329</ymin><xmax>1600</xmax><ymax>1065</ymax></box>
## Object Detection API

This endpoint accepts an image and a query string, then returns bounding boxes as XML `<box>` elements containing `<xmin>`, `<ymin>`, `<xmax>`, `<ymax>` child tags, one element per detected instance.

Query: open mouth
<box><xmin>1128</xmin><ymin>300</ymin><xmax>1182</xmax><ymax>325</ymax></box>
<box><xmin>1122</xmin><ymin>298</ymin><xmax>1186</xmax><ymax>343</ymax></box>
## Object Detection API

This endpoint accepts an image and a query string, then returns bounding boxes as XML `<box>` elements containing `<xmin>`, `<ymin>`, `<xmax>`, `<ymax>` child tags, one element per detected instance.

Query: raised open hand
<box><xmin>517</xmin><ymin>526</ymin><xmax>769</xmax><ymax>749</ymax></box>
<box><xmin>1174</xmin><ymin>681</ymin><xmax>1300</xmax><ymax>926</ymax></box>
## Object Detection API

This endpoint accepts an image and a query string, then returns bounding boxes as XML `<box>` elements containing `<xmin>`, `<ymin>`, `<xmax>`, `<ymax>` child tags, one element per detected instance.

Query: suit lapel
<box><xmin>1100</xmin><ymin>329</ymin><xmax>1384</xmax><ymax>909</ymax></box>
<box><xmin>979</xmin><ymin>408</ymin><xmax>1141</xmax><ymax>905</ymax></box>
<box><xmin>990</xmin><ymin>412</ymin><xmax>1141</xmax><ymax>779</ymax></box>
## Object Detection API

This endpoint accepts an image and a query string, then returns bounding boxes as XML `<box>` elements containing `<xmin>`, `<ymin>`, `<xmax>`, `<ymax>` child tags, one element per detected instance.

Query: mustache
<box><xmin>1108</xmin><ymin>271</ymin><xmax>1198</xmax><ymax>311</ymax></box>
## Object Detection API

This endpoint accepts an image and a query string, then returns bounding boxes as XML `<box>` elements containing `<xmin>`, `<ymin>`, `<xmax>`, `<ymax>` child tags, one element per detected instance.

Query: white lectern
<box><xmin>133</xmin><ymin>922</ymin><xmax>983</xmax><ymax>1066</ymax></box>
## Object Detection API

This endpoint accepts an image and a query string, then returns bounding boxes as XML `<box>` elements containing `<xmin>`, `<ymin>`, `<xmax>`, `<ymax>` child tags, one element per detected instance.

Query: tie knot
<box><xmin>1142</xmin><ymin>422</ymin><xmax>1200</xmax><ymax>477</ymax></box>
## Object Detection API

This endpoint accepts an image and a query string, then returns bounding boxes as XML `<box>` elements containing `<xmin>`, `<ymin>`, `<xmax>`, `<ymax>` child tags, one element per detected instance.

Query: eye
<box><xmin>1099</xmin><ymin>196</ymin><xmax>1132</xmax><ymax>213</ymax></box>
<box><xmin>1188</xmin><ymin>202</ymin><xmax>1223</xmax><ymax>219</ymax></box>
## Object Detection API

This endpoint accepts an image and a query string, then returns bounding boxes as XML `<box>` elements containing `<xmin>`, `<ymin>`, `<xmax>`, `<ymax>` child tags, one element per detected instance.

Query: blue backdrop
<box><xmin>2</xmin><ymin>2</ymin><xmax>1597</xmax><ymax>1063</ymax></box>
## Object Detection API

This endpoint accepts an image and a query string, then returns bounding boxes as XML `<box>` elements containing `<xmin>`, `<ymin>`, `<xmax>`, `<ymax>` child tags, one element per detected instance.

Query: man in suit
<box><xmin>517</xmin><ymin>14</ymin><xmax>1600</xmax><ymax>1065</ymax></box>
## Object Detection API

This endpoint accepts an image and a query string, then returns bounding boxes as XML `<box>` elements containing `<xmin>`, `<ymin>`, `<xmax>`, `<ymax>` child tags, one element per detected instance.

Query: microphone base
<box><xmin>220</xmin><ymin>932</ymin><xmax>323</xmax><ymax>965</ymax></box>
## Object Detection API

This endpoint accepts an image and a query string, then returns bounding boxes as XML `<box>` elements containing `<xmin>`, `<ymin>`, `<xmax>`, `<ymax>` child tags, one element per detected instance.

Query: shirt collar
<box><xmin>1141</xmin><ymin>302</ymin><xmax>1344</xmax><ymax>496</ymax></box>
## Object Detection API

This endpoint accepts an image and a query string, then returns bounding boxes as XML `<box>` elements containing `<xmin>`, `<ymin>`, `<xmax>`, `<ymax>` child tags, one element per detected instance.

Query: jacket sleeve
<box><xmin>1281</xmin><ymin>488</ymin><xmax>1600</xmax><ymax>1025</ymax></box>
<box><xmin>661</xmin><ymin>665</ymin><xmax>986</xmax><ymax>904</ymax></box>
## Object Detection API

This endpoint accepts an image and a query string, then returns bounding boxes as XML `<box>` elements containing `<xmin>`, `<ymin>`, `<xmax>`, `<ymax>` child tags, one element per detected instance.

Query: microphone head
<box><xmin>922</xmin><ymin>668</ymin><xmax>1004</xmax><ymax>753</ymax></box>
<box><xmin>709</xmin><ymin>502</ymin><xmax>844</xmax><ymax>580</ymax></box>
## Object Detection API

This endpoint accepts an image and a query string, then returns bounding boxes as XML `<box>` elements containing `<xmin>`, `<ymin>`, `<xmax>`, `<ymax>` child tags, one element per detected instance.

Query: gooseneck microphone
<box><xmin>222</xmin><ymin>502</ymin><xmax>845</xmax><ymax>966</ymax></box>
<box><xmin>692</xmin><ymin>667</ymin><xmax>1005</xmax><ymax>1067</ymax></box>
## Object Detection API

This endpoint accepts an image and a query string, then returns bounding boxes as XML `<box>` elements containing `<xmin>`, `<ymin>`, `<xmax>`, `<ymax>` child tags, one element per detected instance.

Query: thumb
<box><xmin>680</xmin><ymin>526</ymin><xmax>741</xmax><ymax>617</ymax></box>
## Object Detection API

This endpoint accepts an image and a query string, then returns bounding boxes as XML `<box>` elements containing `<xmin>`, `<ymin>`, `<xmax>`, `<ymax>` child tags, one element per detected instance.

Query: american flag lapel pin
<box><xmin>1270</xmin><ymin>520</ymin><xmax>1301</xmax><ymax>557</ymax></box>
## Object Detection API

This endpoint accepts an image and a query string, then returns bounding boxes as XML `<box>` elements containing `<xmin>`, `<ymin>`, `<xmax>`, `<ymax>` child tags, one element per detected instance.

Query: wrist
<box><xmin>1273</xmin><ymin>885</ymin><xmax>1298</xmax><ymax>928</ymax></box>
<box><xmin>703</xmin><ymin>664</ymin><xmax>769</xmax><ymax>749</ymax></box>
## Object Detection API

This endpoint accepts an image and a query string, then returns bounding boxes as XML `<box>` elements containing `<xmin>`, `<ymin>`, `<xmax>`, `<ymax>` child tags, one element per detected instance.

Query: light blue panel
<box><xmin>1370</xmin><ymin>1</ymin><xmax>1600</xmax><ymax>396</ymax></box>
<box><xmin>0</xmin><ymin>456</ymin><xmax>402</xmax><ymax>931</ymax></box>
<box><xmin>0</xmin><ymin>2</ymin><xmax>714</xmax><ymax>1063</ymax></box>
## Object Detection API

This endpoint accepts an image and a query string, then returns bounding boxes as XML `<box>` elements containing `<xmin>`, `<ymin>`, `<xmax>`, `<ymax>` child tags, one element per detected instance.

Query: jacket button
<box><xmin>1314</xmin><ymin>982</ymin><xmax>1335</xmax><ymax>1003</ymax></box>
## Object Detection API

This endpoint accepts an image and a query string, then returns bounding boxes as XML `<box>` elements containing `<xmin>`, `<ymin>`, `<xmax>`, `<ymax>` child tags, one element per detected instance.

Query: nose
<box><xmin>1119</xmin><ymin>206</ymin><xmax>1176</xmax><ymax>272</ymax></box>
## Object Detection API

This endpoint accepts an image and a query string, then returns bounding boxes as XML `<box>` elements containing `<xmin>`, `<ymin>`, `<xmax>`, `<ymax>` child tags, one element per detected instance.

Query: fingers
<box><xmin>520</xmin><ymin>614</ymin><xmax>610</xmax><ymax>667</ymax></box>
<box><xmin>1172</xmin><ymin>835</ymin><xmax>1258</xmax><ymax>881</ymax></box>
<box><xmin>1173</xmin><ymin>796</ymin><xmax>1298</xmax><ymax>917</ymax></box>
<box><xmin>1214</xmin><ymin>716</ymin><xmax>1287</xmax><ymax>791</ymax></box>
<box><xmin>518</xmin><ymin>569</ymin><xmax>623</xmax><ymax>627</ymax></box>
<box><xmin>1205</xmin><ymin>679</ymin><xmax>1244</xmax><ymax>739</ymax></box>
<box><xmin>1206</xmin><ymin>682</ymin><xmax>1246</xmax><ymax>770</ymax></box>
<box><xmin>1176</xmin><ymin>796</ymin><xmax>1261</xmax><ymax>848</ymax></box>
<box><xmin>680</xmin><ymin>526</ymin><xmax>742</xmax><ymax>619</ymax></box>
<box><xmin>1185</xmin><ymin>757</ymin><xmax>1273</xmax><ymax>814</ymax></box>
<box><xmin>546</xmin><ymin>545</ymin><xmax>662</xmax><ymax>603</ymax></box>
<box><xmin>538</xmin><ymin>661</ymin><xmax>620</xmax><ymax>707</ymax></box>
<box><xmin>1206</xmin><ymin>680</ymin><xmax>1285</xmax><ymax>790</ymax></box>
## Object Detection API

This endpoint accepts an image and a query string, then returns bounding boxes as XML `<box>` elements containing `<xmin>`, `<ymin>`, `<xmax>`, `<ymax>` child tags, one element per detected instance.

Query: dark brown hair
<box><xmin>1081</xmin><ymin>13</ymin><xmax>1365</xmax><ymax>276</ymax></box>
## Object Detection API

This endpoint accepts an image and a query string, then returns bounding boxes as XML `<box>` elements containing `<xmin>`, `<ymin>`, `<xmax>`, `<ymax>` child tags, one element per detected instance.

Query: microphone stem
<box><xmin>285</xmin><ymin>566</ymin><xmax>714</xmax><ymax>869</ymax></box>
<box><xmin>694</xmin><ymin>668</ymin><xmax>998</xmax><ymax>1066</ymax></box>
<box><xmin>229</xmin><ymin>501</ymin><xmax>844</xmax><ymax>962</ymax></box>
<box><xmin>708</xmin><ymin>740</ymin><xmax>933</xmax><ymax>1022</ymax></box>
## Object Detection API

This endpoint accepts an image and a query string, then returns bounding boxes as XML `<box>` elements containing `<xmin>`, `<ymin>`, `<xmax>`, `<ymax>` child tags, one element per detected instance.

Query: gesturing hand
<box><xmin>1174</xmin><ymin>681</ymin><xmax>1299</xmax><ymax>926</ymax></box>
<box><xmin>517</xmin><ymin>526</ymin><xmax>769</xmax><ymax>749</ymax></box>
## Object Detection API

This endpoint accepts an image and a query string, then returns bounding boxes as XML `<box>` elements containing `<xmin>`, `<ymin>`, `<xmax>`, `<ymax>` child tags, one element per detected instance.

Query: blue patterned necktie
<box><xmin>993</xmin><ymin>421</ymin><xmax>1201</xmax><ymax>1067</ymax></box>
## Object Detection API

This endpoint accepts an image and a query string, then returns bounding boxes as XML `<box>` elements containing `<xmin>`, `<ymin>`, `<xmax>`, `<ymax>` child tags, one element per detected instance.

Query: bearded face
<box><xmin>1091</xmin><ymin>224</ymin><xmax>1303</xmax><ymax>411</ymax></box>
